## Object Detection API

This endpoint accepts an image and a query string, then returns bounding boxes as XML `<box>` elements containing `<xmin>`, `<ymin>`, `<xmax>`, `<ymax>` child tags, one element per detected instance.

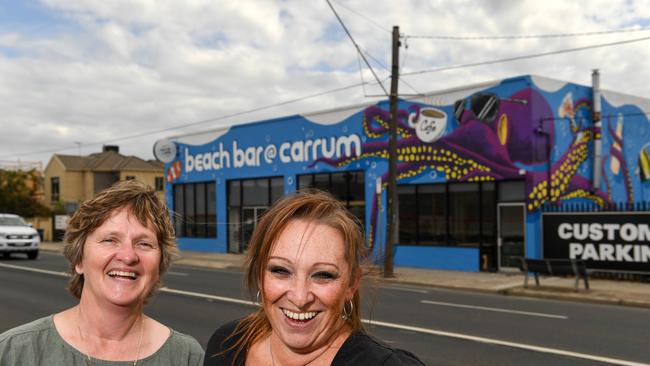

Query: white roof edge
<box><xmin>167</xmin><ymin>78</ymin><xmax>522</xmax><ymax>141</ymax></box>
<box><xmin>163</xmin><ymin>75</ymin><xmax>648</xmax><ymax>145</ymax></box>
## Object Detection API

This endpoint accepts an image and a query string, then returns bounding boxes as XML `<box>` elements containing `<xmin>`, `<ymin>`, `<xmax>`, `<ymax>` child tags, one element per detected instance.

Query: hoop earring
<box><xmin>341</xmin><ymin>299</ymin><xmax>354</xmax><ymax>320</ymax></box>
<box><xmin>256</xmin><ymin>290</ymin><xmax>262</xmax><ymax>305</ymax></box>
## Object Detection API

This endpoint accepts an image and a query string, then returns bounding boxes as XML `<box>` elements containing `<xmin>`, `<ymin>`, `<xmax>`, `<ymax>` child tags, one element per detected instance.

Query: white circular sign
<box><xmin>153</xmin><ymin>139</ymin><xmax>178</xmax><ymax>163</ymax></box>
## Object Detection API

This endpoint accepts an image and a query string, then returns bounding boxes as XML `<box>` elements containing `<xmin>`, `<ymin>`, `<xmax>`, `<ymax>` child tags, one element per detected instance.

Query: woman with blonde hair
<box><xmin>0</xmin><ymin>180</ymin><xmax>204</xmax><ymax>365</ymax></box>
<box><xmin>204</xmin><ymin>190</ymin><xmax>423</xmax><ymax>365</ymax></box>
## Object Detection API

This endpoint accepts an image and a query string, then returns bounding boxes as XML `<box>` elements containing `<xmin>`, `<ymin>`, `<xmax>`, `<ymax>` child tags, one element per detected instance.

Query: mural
<box><xmin>165</xmin><ymin>75</ymin><xmax>649</xmax><ymax>267</ymax></box>
<box><xmin>311</xmin><ymin>81</ymin><xmax>649</xmax><ymax>247</ymax></box>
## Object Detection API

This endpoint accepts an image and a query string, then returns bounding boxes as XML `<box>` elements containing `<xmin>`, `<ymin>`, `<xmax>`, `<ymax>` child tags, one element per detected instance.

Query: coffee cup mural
<box><xmin>408</xmin><ymin>107</ymin><xmax>448</xmax><ymax>143</ymax></box>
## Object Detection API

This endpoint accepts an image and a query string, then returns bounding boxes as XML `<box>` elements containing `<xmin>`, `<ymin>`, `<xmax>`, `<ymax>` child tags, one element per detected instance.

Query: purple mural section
<box><xmin>312</xmin><ymin>84</ymin><xmax>637</xmax><ymax>247</ymax></box>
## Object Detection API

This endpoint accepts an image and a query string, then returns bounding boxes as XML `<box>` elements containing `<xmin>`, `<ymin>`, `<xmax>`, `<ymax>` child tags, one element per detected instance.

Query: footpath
<box><xmin>40</xmin><ymin>242</ymin><xmax>650</xmax><ymax>309</ymax></box>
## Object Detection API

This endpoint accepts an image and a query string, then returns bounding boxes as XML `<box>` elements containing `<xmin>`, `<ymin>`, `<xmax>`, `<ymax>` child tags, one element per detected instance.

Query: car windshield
<box><xmin>0</xmin><ymin>216</ymin><xmax>28</xmax><ymax>226</ymax></box>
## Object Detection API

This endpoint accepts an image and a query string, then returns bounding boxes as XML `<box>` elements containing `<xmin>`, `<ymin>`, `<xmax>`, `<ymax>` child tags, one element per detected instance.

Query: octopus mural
<box><xmin>311</xmin><ymin>87</ymin><xmax>639</xmax><ymax>246</ymax></box>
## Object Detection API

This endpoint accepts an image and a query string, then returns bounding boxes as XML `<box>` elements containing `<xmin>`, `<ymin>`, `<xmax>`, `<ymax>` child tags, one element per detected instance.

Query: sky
<box><xmin>1</xmin><ymin>0</ymin><xmax>650</xmax><ymax>169</ymax></box>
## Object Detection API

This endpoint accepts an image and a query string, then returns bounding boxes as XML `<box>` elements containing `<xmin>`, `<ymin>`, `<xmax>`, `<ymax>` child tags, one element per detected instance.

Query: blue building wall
<box><xmin>164</xmin><ymin>75</ymin><xmax>650</xmax><ymax>271</ymax></box>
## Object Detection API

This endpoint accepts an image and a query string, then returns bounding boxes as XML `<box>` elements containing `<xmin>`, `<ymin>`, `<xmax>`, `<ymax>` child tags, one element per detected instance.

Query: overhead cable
<box><xmin>0</xmin><ymin>82</ymin><xmax>372</xmax><ymax>159</ymax></box>
<box><xmin>406</xmin><ymin>26</ymin><xmax>650</xmax><ymax>41</ymax></box>
<box><xmin>402</xmin><ymin>36</ymin><xmax>650</xmax><ymax>77</ymax></box>
<box><xmin>325</xmin><ymin>0</ymin><xmax>389</xmax><ymax>97</ymax></box>
<box><xmin>331</xmin><ymin>0</ymin><xmax>391</xmax><ymax>35</ymax></box>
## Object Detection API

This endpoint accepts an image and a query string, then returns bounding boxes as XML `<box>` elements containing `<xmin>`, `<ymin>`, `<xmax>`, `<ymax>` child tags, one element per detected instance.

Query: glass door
<box><xmin>498</xmin><ymin>203</ymin><xmax>525</xmax><ymax>270</ymax></box>
<box><xmin>241</xmin><ymin>207</ymin><xmax>266</xmax><ymax>252</ymax></box>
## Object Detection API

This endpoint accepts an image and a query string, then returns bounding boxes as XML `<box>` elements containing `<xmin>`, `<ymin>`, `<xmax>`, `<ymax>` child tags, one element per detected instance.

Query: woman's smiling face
<box><xmin>262</xmin><ymin>219</ymin><xmax>356</xmax><ymax>352</ymax></box>
<box><xmin>75</xmin><ymin>207</ymin><xmax>161</xmax><ymax>308</ymax></box>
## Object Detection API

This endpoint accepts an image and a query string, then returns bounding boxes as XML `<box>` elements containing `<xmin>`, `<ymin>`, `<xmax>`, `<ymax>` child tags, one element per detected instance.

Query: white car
<box><xmin>0</xmin><ymin>213</ymin><xmax>40</xmax><ymax>259</ymax></box>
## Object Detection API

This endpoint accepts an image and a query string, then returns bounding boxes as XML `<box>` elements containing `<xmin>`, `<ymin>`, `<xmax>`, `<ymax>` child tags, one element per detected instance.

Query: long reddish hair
<box><xmin>223</xmin><ymin>190</ymin><xmax>367</xmax><ymax>364</ymax></box>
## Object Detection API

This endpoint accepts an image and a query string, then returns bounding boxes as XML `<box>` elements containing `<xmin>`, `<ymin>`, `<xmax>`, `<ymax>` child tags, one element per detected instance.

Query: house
<box><xmin>42</xmin><ymin>145</ymin><xmax>164</xmax><ymax>240</ymax></box>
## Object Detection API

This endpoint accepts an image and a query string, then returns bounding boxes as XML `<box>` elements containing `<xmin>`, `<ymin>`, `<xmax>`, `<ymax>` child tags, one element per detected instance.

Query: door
<box><xmin>498</xmin><ymin>203</ymin><xmax>525</xmax><ymax>270</ymax></box>
<box><xmin>240</xmin><ymin>206</ymin><xmax>267</xmax><ymax>253</ymax></box>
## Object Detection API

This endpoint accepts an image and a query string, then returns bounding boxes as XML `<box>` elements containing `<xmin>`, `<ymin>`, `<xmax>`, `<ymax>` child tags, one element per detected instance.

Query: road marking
<box><xmin>159</xmin><ymin>287</ymin><xmax>257</xmax><ymax>306</ymax></box>
<box><xmin>380</xmin><ymin>285</ymin><xmax>429</xmax><ymax>294</ymax></box>
<box><xmin>0</xmin><ymin>262</ymin><xmax>69</xmax><ymax>277</ymax></box>
<box><xmin>421</xmin><ymin>299</ymin><xmax>568</xmax><ymax>320</ymax></box>
<box><xmin>363</xmin><ymin>319</ymin><xmax>650</xmax><ymax>366</ymax></box>
<box><xmin>4</xmin><ymin>261</ymin><xmax>649</xmax><ymax>366</ymax></box>
<box><xmin>491</xmin><ymin>282</ymin><xmax>523</xmax><ymax>291</ymax></box>
<box><xmin>166</xmin><ymin>271</ymin><xmax>189</xmax><ymax>276</ymax></box>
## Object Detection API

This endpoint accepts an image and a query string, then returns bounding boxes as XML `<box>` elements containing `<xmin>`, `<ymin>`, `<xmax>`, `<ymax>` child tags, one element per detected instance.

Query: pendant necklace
<box><xmin>77</xmin><ymin>308</ymin><xmax>144</xmax><ymax>365</ymax></box>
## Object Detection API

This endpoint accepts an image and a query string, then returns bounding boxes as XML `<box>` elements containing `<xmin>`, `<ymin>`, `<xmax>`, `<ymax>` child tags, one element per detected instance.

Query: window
<box><xmin>398</xmin><ymin>182</ymin><xmax>498</xmax><ymax>247</ymax></box>
<box><xmin>51</xmin><ymin>177</ymin><xmax>60</xmax><ymax>202</ymax></box>
<box><xmin>155</xmin><ymin>177</ymin><xmax>164</xmax><ymax>191</ymax></box>
<box><xmin>449</xmin><ymin>183</ymin><xmax>480</xmax><ymax>246</ymax></box>
<box><xmin>227</xmin><ymin>177</ymin><xmax>284</xmax><ymax>253</ymax></box>
<box><xmin>297</xmin><ymin>171</ymin><xmax>365</xmax><ymax>224</ymax></box>
<box><xmin>125</xmin><ymin>176</ymin><xmax>136</xmax><ymax>180</ymax></box>
<box><xmin>173</xmin><ymin>181</ymin><xmax>216</xmax><ymax>238</ymax></box>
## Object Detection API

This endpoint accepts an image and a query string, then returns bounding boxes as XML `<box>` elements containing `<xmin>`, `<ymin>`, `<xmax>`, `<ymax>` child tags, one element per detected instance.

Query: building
<box><xmin>42</xmin><ymin>146</ymin><xmax>165</xmax><ymax>240</ymax></box>
<box><xmin>159</xmin><ymin>74</ymin><xmax>650</xmax><ymax>273</ymax></box>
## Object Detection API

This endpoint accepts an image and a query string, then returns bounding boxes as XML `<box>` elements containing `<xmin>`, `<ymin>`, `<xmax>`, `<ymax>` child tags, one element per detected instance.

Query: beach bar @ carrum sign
<box><xmin>542</xmin><ymin>213</ymin><xmax>650</xmax><ymax>273</ymax></box>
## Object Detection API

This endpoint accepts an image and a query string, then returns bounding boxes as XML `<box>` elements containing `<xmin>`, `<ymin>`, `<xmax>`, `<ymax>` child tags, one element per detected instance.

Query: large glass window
<box><xmin>449</xmin><ymin>183</ymin><xmax>480</xmax><ymax>247</ymax></box>
<box><xmin>297</xmin><ymin>171</ymin><xmax>365</xmax><ymax>225</ymax></box>
<box><xmin>419</xmin><ymin>184</ymin><xmax>447</xmax><ymax>245</ymax></box>
<box><xmin>228</xmin><ymin>177</ymin><xmax>284</xmax><ymax>253</ymax></box>
<box><xmin>173</xmin><ymin>181</ymin><xmax>216</xmax><ymax>238</ymax></box>
<box><xmin>481</xmin><ymin>182</ymin><xmax>496</xmax><ymax>246</ymax></box>
<box><xmin>398</xmin><ymin>186</ymin><xmax>417</xmax><ymax>245</ymax></box>
<box><xmin>398</xmin><ymin>181</ymin><xmax>500</xmax><ymax>247</ymax></box>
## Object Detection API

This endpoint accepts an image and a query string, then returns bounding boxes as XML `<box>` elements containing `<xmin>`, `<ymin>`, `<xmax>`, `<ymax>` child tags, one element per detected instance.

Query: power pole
<box><xmin>384</xmin><ymin>25</ymin><xmax>400</xmax><ymax>277</ymax></box>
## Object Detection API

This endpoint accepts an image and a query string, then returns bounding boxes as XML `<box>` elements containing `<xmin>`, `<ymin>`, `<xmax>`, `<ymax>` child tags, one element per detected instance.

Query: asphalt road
<box><xmin>1</xmin><ymin>251</ymin><xmax>649</xmax><ymax>366</ymax></box>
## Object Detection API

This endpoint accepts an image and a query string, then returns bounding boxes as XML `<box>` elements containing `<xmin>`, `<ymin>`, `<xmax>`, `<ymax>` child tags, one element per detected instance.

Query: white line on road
<box><xmin>421</xmin><ymin>299</ymin><xmax>568</xmax><ymax>320</ymax></box>
<box><xmin>364</xmin><ymin>319</ymin><xmax>650</xmax><ymax>366</ymax></box>
<box><xmin>0</xmin><ymin>262</ymin><xmax>69</xmax><ymax>277</ymax></box>
<box><xmin>159</xmin><ymin>287</ymin><xmax>257</xmax><ymax>306</ymax></box>
<box><xmin>379</xmin><ymin>285</ymin><xmax>429</xmax><ymax>294</ymax></box>
<box><xmin>3</xmin><ymin>261</ymin><xmax>648</xmax><ymax>366</ymax></box>
<box><xmin>166</xmin><ymin>271</ymin><xmax>189</xmax><ymax>276</ymax></box>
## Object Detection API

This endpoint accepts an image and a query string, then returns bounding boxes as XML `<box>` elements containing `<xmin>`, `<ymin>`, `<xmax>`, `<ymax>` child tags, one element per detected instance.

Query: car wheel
<box><xmin>27</xmin><ymin>251</ymin><xmax>38</xmax><ymax>260</ymax></box>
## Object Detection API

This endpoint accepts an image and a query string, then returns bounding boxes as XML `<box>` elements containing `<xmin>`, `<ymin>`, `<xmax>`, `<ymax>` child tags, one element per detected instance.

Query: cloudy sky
<box><xmin>1</xmin><ymin>0</ymin><xmax>649</xmax><ymax>168</ymax></box>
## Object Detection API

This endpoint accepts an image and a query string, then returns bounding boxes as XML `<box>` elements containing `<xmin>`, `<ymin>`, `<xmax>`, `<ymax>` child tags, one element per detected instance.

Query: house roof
<box><xmin>53</xmin><ymin>151</ymin><xmax>163</xmax><ymax>172</ymax></box>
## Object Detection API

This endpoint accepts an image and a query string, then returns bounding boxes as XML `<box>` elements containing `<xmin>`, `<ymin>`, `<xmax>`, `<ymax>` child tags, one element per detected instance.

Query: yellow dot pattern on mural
<box><xmin>527</xmin><ymin>130</ymin><xmax>594</xmax><ymax>211</ymax></box>
<box><xmin>362</xmin><ymin>115</ymin><xmax>412</xmax><ymax>139</ymax></box>
<box><xmin>559</xmin><ymin>189</ymin><xmax>605</xmax><ymax>207</ymax></box>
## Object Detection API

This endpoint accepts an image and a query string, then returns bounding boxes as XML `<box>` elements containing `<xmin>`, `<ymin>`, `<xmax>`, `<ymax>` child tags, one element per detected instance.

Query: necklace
<box><xmin>77</xmin><ymin>308</ymin><xmax>144</xmax><ymax>365</ymax></box>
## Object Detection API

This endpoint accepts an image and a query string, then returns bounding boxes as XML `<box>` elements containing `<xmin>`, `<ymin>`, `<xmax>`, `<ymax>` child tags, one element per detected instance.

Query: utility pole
<box><xmin>384</xmin><ymin>25</ymin><xmax>400</xmax><ymax>278</ymax></box>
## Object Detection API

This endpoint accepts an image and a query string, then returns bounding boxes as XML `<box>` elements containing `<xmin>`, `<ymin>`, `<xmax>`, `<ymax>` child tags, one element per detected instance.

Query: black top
<box><xmin>204</xmin><ymin>320</ymin><xmax>425</xmax><ymax>366</ymax></box>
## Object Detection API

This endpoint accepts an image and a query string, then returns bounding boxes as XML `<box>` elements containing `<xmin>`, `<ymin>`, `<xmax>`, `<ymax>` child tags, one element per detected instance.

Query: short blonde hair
<box><xmin>63</xmin><ymin>179</ymin><xmax>178</xmax><ymax>299</ymax></box>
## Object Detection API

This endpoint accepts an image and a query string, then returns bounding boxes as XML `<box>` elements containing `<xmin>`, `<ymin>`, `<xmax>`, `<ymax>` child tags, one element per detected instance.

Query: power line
<box><xmin>325</xmin><ymin>0</ymin><xmax>389</xmax><ymax>97</ymax></box>
<box><xmin>359</xmin><ymin>48</ymin><xmax>422</xmax><ymax>96</ymax></box>
<box><xmin>406</xmin><ymin>26</ymin><xmax>650</xmax><ymax>41</ymax></box>
<box><xmin>0</xmin><ymin>82</ymin><xmax>372</xmax><ymax>160</ymax></box>
<box><xmin>331</xmin><ymin>0</ymin><xmax>391</xmax><ymax>35</ymax></box>
<box><xmin>402</xmin><ymin>36</ymin><xmax>650</xmax><ymax>77</ymax></box>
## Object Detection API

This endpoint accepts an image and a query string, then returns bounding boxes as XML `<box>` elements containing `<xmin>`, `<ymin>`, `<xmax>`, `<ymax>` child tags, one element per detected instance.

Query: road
<box><xmin>1</xmin><ymin>251</ymin><xmax>649</xmax><ymax>366</ymax></box>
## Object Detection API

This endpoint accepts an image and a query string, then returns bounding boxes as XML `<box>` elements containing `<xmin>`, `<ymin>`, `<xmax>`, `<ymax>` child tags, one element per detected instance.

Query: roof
<box><xmin>52</xmin><ymin>151</ymin><xmax>163</xmax><ymax>172</ymax></box>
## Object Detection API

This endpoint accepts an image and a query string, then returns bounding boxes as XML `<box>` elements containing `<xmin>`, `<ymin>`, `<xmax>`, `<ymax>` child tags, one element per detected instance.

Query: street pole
<box><xmin>384</xmin><ymin>25</ymin><xmax>400</xmax><ymax>278</ymax></box>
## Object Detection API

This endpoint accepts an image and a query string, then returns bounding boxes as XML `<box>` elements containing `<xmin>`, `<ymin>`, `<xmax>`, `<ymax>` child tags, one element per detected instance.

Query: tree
<box><xmin>0</xmin><ymin>169</ymin><xmax>51</xmax><ymax>217</ymax></box>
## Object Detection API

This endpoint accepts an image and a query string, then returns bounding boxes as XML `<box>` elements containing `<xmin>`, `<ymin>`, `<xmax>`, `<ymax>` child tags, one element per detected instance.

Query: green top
<box><xmin>0</xmin><ymin>316</ymin><xmax>204</xmax><ymax>366</ymax></box>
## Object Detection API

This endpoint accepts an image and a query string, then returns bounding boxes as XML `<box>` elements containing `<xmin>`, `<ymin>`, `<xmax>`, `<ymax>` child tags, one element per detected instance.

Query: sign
<box><xmin>153</xmin><ymin>139</ymin><xmax>178</xmax><ymax>163</ymax></box>
<box><xmin>182</xmin><ymin>134</ymin><xmax>362</xmax><ymax>173</ymax></box>
<box><xmin>542</xmin><ymin>212</ymin><xmax>650</xmax><ymax>273</ymax></box>
<box><xmin>54</xmin><ymin>215</ymin><xmax>70</xmax><ymax>230</ymax></box>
